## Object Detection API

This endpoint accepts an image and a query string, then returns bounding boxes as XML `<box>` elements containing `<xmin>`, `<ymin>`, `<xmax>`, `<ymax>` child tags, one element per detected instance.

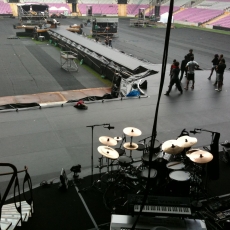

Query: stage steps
<box><xmin>1</xmin><ymin>201</ymin><xmax>33</xmax><ymax>229</ymax></box>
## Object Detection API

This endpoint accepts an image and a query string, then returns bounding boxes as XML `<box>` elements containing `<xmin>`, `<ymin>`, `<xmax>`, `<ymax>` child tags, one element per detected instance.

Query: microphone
<box><xmin>107</xmin><ymin>125</ymin><xmax>114</xmax><ymax>130</ymax></box>
<box><xmin>190</xmin><ymin>129</ymin><xmax>201</xmax><ymax>134</ymax></box>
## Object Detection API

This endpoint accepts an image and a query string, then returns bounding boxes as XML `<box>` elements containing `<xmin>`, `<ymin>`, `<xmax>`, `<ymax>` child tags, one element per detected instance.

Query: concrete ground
<box><xmin>0</xmin><ymin>17</ymin><xmax>230</xmax><ymax>196</ymax></box>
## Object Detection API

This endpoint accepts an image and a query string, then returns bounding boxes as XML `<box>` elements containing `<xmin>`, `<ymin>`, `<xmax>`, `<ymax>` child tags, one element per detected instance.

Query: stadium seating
<box><xmin>145</xmin><ymin>5</ymin><xmax>180</xmax><ymax>16</ymax></box>
<box><xmin>209</xmin><ymin>14</ymin><xmax>230</xmax><ymax>28</ymax></box>
<box><xmin>173</xmin><ymin>8</ymin><xmax>223</xmax><ymax>23</ymax></box>
<box><xmin>47</xmin><ymin>3</ymin><xmax>71</xmax><ymax>13</ymax></box>
<box><xmin>78</xmin><ymin>4</ymin><xmax>118</xmax><ymax>15</ymax></box>
<box><xmin>0</xmin><ymin>1</ymin><xmax>12</xmax><ymax>14</ymax></box>
<box><xmin>196</xmin><ymin>1</ymin><xmax>230</xmax><ymax>10</ymax></box>
<box><xmin>127</xmin><ymin>4</ymin><xmax>149</xmax><ymax>15</ymax></box>
<box><xmin>128</xmin><ymin>0</ymin><xmax>149</xmax><ymax>4</ymax></box>
<box><xmin>163</xmin><ymin>0</ymin><xmax>191</xmax><ymax>7</ymax></box>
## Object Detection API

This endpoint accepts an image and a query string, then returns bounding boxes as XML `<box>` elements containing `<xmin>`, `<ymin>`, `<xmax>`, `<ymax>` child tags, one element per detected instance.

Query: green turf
<box><xmin>174</xmin><ymin>23</ymin><xmax>230</xmax><ymax>35</ymax></box>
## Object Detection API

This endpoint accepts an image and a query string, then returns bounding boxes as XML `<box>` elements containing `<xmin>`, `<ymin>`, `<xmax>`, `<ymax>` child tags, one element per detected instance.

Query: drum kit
<box><xmin>94</xmin><ymin>129</ymin><xmax>214</xmax><ymax>206</ymax></box>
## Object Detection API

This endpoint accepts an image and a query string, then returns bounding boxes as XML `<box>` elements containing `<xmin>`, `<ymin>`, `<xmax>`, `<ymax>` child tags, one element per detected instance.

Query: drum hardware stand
<box><xmin>191</xmin><ymin>163</ymin><xmax>205</xmax><ymax>208</ymax></box>
<box><xmin>79</xmin><ymin>123</ymin><xmax>114</xmax><ymax>193</ymax></box>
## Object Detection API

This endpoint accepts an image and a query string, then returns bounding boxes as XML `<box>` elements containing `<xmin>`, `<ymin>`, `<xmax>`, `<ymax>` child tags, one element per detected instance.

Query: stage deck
<box><xmin>51</xmin><ymin>26</ymin><xmax>157</xmax><ymax>72</ymax></box>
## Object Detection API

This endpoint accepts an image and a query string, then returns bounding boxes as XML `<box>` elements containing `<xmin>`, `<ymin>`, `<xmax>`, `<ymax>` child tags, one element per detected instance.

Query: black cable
<box><xmin>131</xmin><ymin>1</ymin><xmax>175</xmax><ymax>229</ymax></box>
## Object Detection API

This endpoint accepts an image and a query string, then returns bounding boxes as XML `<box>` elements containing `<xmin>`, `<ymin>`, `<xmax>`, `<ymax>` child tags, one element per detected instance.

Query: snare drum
<box><xmin>168</xmin><ymin>171</ymin><xmax>190</xmax><ymax>196</ymax></box>
<box><xmin>166</xmin><ymin>161</ymin><xmax>185</xmax><ymax>171</ymax></box>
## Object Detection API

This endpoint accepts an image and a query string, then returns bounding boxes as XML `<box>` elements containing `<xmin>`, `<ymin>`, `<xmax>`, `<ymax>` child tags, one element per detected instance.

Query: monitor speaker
<box><xmin>155</xmin><ymin>5</ymin><xmax>160</xmax><ymax>17</ymax></box>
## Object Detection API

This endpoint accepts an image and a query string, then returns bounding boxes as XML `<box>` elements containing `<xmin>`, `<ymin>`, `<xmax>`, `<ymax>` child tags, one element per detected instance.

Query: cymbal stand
<box><xmin>79</xmin><ymin>123</ymin><xmax>113</xmax><ymax>193</ymax></box>
<box><xmin>191</xmin><ymin>162</ymin><xmax>204</xmax><ymax>207</ymax></box>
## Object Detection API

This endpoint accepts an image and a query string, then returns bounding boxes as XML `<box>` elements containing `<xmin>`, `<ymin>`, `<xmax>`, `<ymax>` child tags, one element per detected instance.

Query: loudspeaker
<box><xmin>72</xmin><ymin>3</ymin><xmax>76</xmax><ymax>12</ymax></box>
<box><xmin>207</xmin><ymin>133</ymin><xmax>220</xmax><ymax>180</ymax></box>
<box><xmin>87</xmin><ymin>5</ymin><xmax>92</xmax><ymax>16</ymax></box>
<box><xmin>155</xmin><ymin>5</ymin><xmax>160</xmax><ymax>17</ymax></box>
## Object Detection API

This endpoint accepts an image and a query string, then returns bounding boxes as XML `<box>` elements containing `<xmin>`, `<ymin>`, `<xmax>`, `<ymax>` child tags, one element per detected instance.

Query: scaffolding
<box><xmin>17</xmin><ymin>4</ymin><xmax>49</xmax><ymax>25</ymax></box>
<box><xmin>60</xmin><ymin>51</ymin><xmax>78</xmax><ymax>72</ymax></box>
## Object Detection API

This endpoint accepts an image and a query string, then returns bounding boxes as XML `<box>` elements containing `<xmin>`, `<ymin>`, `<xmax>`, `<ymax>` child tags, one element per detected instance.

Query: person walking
<box><xmin>213</xmin><ymin>54</ymin><xmax>224</xmax><ymax>86</ymax></box>
<box><xmin>215</xmin><ymin>59</ymin><xmax>226</xmax><ymax>92</ymax></box>
<box><xmin>180</xmin><ymin>56</ymin><xmax>188</xmax><ymax>81</ymax></box>
<box><xmin>165</xmin><ymin>61</ymin><xmax>183</xmax><ymax>96</ymax></box>
<box><xmin>108</xmin><ymin>37</ymin><xmax>112</xmax><ymax>47</ymax></box>
<box><xmin>208</xmin><ymin>54</ymin><xmax>219</xmax><ymax>80</ymax></box>
<box><xmin>105</xmin><ymin>37</ymin><xmax>109</xmax><ymax>46</ymax></box>
<box><xmin>186</xmin><ymin>49</ymin><xmax>194</xmax><ymax>62</ymax></box>
<box><xmin>184</xmin><ymin>56</ymin><xmax>199</xmax><ymax>90</ymax></box>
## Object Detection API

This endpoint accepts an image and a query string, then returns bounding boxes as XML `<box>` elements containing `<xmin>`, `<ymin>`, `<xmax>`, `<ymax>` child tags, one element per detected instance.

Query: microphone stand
<box><xmin>79</xmin><ymin>123</ymin><xmax>112</xmax><ymax>193</ymax></box>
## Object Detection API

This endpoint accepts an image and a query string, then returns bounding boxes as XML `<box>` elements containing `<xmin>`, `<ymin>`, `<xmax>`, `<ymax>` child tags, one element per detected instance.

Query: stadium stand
<box><xmin>127</xmin><ymin>4</ymin><xmax>149</xmax><ymax>15</ymax></box>
<box><xmin>163</xmin><ymin>0</ymin><xmax>191</xmax><ymax>7</ymax></box>
<box><xmin>78</xmin><ymin>0</ymin><xmax>116</xmax><ymax>3</ymax></box>
<box><xmin>128</xmin><ymin>0</ymin><xmax>149</xmax><ymax>4</ymax></box>
<box><xmin>196</xmin><ymin>0</ymin><xmax>230</xmax><ymax>10</ymax></box>
<box><xmin>209</xmin><ymin>14</ymin><xmax>230</xmax><ymax>28</ymax></box>
<box><xmin>47</xmin><ymin>3</ymin><xmax>71</xmax><ymax>14</ymax></box>
<box><xmin>173</xmin><ymin>8</ymin><xmax>223</xmax><ymax>23</ymax></box>
<box><xmin>78</xmin><ymin>3</ymin><xmax>118</xmax><ymax>15</ymax></box>
<box><xmin>0</xmin><ymin>1</ymin><xmax>12</xmax><ymax>15</ymax></box>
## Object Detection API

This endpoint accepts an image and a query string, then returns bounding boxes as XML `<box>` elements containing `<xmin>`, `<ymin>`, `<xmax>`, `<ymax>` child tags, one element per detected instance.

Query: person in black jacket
<box><xmin>165</xmin><ymin>62</ymin><xmax>183</xmax><ymax>96</ymax></box>
<box><xmin>180</xmin><ymin>56</ymin><xmax>188</xmax><ymax>81</ymax></box>
<box><xmin>215</xmin><ymin>59</ymin><xmax>226</xmax><ymax>92</ymax></box>
<box><xmin>208</xmin><ymin>54</ymin><xmax>219</xmax><ymax>80</ymax></box>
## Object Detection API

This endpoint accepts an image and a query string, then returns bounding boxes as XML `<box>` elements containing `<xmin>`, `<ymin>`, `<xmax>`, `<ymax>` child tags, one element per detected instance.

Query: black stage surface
<box><xmin>0</xmin><ymin>17</ymin><xmax>230</xmax><ymax>229</ymax></box>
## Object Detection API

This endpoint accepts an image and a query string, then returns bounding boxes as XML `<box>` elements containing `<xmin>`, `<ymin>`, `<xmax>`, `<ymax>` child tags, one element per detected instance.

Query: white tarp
<box><xmin>158</xmin><ymin>12</ymin><xmax>174</xmax><ymax>23</ymax></box>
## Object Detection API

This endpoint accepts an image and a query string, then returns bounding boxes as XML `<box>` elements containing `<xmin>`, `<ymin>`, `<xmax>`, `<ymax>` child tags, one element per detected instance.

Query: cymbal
<box><xmin>97</xmin><ymin>146</ymin><xmax>119</xmax><ymax>159</ymax></box>
<box><xmin>186</xmin><ymin>148</ymin><xmax>201</xmax><ymax>158</ymax></box>
<box><xmin>162</xmin><ymin>140</ymin><xmax>184</xmax><ymax>154</ymax></box>
<box><xmin>123</xmin><ymin>142</ymin><xmax>138</xmax><ymax>150</ymax></box>
<box><xmin>177</xmin><ymin>136</ymin><xmax>197</xmax><ymax>148</ymax></box>
<box><xmin>123</xmin><ymin>127</ymin><xmax>142</xmax><ymax>137</ymax></box>
<box><xmin>99</xmin><ymin>136</ymin><xmax>117</xmax><ymax>146</ymax></box>
<box><xmin>189</xmin><ymin>150</ymin><xmax>213</xmax><ymax>163</ymax></box>
<box><xmin>114</xmin><ymin>136</ymin><xmax>122</xmax><ymax>141</ymax></box>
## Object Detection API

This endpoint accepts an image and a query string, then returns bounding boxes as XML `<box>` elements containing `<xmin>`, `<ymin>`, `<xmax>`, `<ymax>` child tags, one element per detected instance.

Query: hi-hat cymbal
<box><xmin>177</xmin><ymin>136</ymin><xmax>197</xmax><ymax>148</ymax></box>
<box><xmin>114</xmin><ymin>136</ymin><xmax>122</xmax><ymax>141</ymax></box>
<box><xmin>99</xmin><ymin>136</ymin><xmax>117</xmax><ymax>146</ymax></box>
<box><xmin>123</xmin><ymin>127</ymin><xmax>142</xmax><ymax>137</ymax></box>
<box><xmin>162</xmin><ymin>140</ymin><xmax>184</xmax><ymax>154</ymax></box>
<box><xmin>97</xmin><ymin>146</ymin><xmax>119</xmax><ymax>159</ymax></box>
<box><xmin>189</xmin><ymin>150</ymin><xmax>213</xmax><ymax>163</ymax></box>
<box><xmin>123</xmin><ymin>142</ymin><xmax>138</xmax><ymax>150</ymax></box>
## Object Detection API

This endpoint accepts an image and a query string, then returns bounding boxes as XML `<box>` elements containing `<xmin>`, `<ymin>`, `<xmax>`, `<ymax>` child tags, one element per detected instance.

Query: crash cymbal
<box><xmin>99</xmin><ymin>136</ymin><xmax>117</xmax><ymax>146</ymax></box>
<box><xmin>189</xmin><ymin>150</ymin><xmax>213</xmax><ymax>163</ymax></box>
<box><xmin>123</xmin><ymin>142</ymin><xmax>138</xmax><ymax>150</ymax></box>
<box><xmin>123</xmin><ymin>127</ymin><xmax>142</xmax><ymax>137</ymax></box>
<box><xmin>97</xmin><ymin>146</ymin><xmax>119</xmax><ymax>159</ymax></box>
<box><xmin>162</xmin><ymin>140</ymin><xmax>184</xmax><ymax>154</ymax></box>
<box><xmin>186</xmin><ymin>148</ymin><xmax>201</xmax><ymax>158</ymax></box>
<box><xmin>177</xmin><ymin>136</ymin><xmax>197</xmax><ymax>148</ymax></box>
<box><xmin>114</xmin><ymin>136</ymin><xmax>122</xmax><ymax>141</ymax></box>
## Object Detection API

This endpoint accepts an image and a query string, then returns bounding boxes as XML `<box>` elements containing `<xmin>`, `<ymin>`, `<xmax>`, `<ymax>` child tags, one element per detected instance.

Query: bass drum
<box><xmin>142</xmin><ymin>152</ymin><xmax>168</xmax><ymax>180</ymax></box>
<box><xmin>167</xmin><ymin>171</ymin><xmax>191</xmax><ymax>197</ymax></box>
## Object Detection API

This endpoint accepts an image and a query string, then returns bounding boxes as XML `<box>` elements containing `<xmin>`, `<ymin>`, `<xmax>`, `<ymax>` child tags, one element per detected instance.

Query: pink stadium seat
<box><xmin>173</xmin><ymin>8</ymin><xmax>223</xmax><ymax>23</ymax></box>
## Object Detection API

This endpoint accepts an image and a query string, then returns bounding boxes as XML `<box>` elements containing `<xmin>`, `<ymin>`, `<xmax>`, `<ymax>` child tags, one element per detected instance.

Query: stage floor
<box><xmin>0</xmin><ymin>18</ymin><xmax>230</xmax><ymax>200</ymax></box>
